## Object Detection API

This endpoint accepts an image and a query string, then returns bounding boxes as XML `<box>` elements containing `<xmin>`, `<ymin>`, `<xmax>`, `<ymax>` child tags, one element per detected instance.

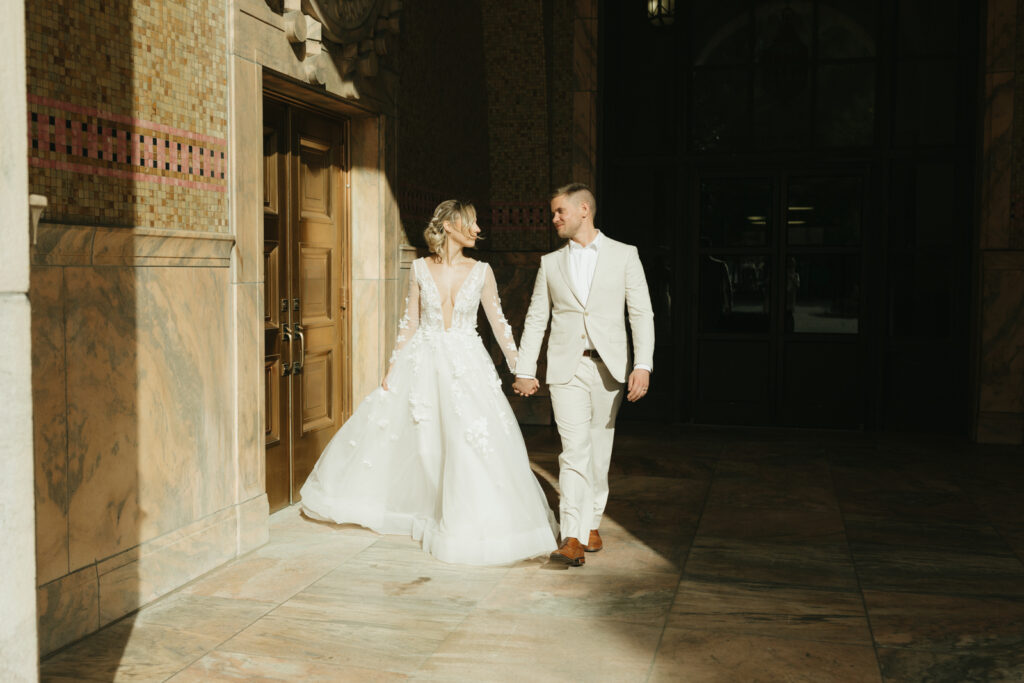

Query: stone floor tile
<box><xmin>40</xmin><ymin>619</ymin><xmax>211</xmax><ymax>682</ymax></box>
<box><xmin>178</xmin><ymin>551</ymin><xmax>341</xmax><ymax>604</ymax></box>
<box><xmin>166</xmin><ymin>650</ymin><xmax>411</xmax><ymax>682</ymax></box>
<box><xmin>478</xmin><ymin>565</ymin><xmax>679</xmax><ymax>623</ymax></box>
<box><xmin>219</xmin><ymin>612</ymin><xmax>442</xmax><ymax>675</ymax></box>
<box><xmin>864</xmin><ymin>590</ymin><xmax>1024</xmax><ymax>652</ymax></box>
<box><xmin>415</xmin><ymin>612</ymin><xmax>662</xmax><ymax>682</ymax></box>
<box><xmin>668</xmin><ymin>579</ymin><xmax>872</xmax><ymax>645</ymax></box>
<box><xmin>851</xmin><ymin>545</ymin><xmax>1024</xmax><ymax>597</ymax></box>
<box><xmin>649</xmin><ymin>627</ymin><xmax>882</xmax><ymax>683</ymax></box>
<box><xmin>131</xmin><ymin>593</ymin><xmax>275</xmax><ymax>644</ymax></box>
<box><xmin>877</xmin><ymin>647</ymin><xmax>1024</xmax><ymax>683</ymax></box>
<box><xmin>684</xmin><ymin>537</ymin><xmax>860</xmax><ymax>590</ymax></box>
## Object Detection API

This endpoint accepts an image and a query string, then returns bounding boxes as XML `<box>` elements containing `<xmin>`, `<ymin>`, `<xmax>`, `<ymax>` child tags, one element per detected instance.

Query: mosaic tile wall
<box><xmin>396</xmin><ymin>0</ymin><xmax>490</xmax><ymax>245</ymax></box>
<box><xmin>25</xmin><ymin>0</ymin><xmax>228</xmax><ymax>231</ymax></box>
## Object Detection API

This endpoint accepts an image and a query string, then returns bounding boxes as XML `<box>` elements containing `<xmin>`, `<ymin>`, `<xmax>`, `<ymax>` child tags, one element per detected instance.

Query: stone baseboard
<box><xmin>37</xmin><ymin>494</ymin><xmax>268</xmax><ymax>655</ymax></box>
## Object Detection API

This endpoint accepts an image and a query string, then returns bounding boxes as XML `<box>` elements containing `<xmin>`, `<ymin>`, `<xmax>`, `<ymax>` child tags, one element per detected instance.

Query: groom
<box><xmin>513</xmin><ymin>183</ymin><xmax>655</xmax><ymax>567</ymax></box>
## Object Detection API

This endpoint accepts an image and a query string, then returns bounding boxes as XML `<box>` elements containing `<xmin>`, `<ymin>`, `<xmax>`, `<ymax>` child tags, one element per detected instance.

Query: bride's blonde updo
<box><xmin>424</xmin><ymin>199</ymin><xmax>479</xmax><ymax>259</ymax></box>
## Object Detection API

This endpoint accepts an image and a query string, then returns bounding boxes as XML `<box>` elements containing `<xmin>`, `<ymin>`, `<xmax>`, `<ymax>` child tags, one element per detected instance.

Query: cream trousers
<box><xmin>548</xmin><ymin>356</ymin><xmax>625</xmax><ymax>543</ymax></box>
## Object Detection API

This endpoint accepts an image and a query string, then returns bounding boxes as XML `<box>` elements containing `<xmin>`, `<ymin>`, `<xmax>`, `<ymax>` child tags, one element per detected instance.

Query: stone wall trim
<box><xmin>33</xmin><ymin>224</ymin><xmax>235</xmax><ymax>267</ymax></box>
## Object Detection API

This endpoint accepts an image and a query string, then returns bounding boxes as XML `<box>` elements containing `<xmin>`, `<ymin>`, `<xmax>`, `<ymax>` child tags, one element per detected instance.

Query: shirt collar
<box><xmin>569</xmin><ymin>230</ymin><xmax>603</xmax><ymax>252</ymax></box>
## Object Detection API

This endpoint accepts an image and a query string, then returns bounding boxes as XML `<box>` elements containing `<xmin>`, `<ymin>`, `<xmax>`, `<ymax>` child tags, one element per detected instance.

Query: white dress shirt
<box><xmin>517</xmin><ymin>230</ymin><xmax>651</xmax><ymax>378</ymax></box>
<box><xmin>568</xmin><ymin>231</ymin><xmax>603</xmax><ymax>349</ymax></box>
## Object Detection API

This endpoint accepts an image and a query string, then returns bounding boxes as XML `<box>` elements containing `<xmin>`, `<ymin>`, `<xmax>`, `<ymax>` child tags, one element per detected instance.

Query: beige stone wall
<box><xmin>1</xmin><ymin>2</ymin><xmax>40</xmax><ymax>679</ymax></box>
<box><xmin>25</xmin><ymin>0</ymin><xmax>269</xmax><ymax>656</ymax></box>
<box><xmin>974</xmin><ymin>0</ymin><xmax>1024</xmax><ymax>444</ymax></box>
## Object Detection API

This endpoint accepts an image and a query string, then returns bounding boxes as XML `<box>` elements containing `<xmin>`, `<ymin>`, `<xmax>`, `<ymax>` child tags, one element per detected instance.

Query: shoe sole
<box><xmin>583</xmin><ymin>546</ymin><xmax>601</xmax><ymax>553</ymax></box>
<box><xmin>549</xmin><ymin>552</ymin><xmax>585</xmax><ymax>567</ymax></box>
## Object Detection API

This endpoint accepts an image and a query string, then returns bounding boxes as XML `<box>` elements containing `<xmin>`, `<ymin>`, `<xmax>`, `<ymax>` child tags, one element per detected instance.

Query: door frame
<box><xmin>262</xmin><ymin>84</ymin><xmax>353</xmax><ymax>511</ymax></box>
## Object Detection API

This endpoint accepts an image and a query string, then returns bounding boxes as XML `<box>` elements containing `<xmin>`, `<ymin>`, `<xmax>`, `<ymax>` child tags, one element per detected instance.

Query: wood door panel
<box><xmin>299</xmin><ymin>138</ymin><xmax>332</xmax><ymax>219</ymax></box>
<box><xmin>291</xmin><ymin>107</ymin><xmax>348</xmax><ymax>503</ymax></box>
<box><xmin>300</xmin><ymin>350</ymin><xmax>333</xmax><ymax>432</ymax></box>
<box><xmin>263</xmin><ymin>98</ymin><xmax>291</xmax><ymax>514</ymax></box>
<box><xmin>264</xmin><ymin>244</ymin><xmax>280</xmax><ymax>329</ymax></box>
<box><xmin>299</xmin><ymin>245</ymin><xmax>332</xmax><ymax>323</ymax></box>
<box><xmin>265</xmin><ymin>357</ymin><xmax>282</xmax><ymax>446</ymax></box>
<box><xmin>263</xmin><ymin>127</ymin><xmax>279</xmax><ymax>215</ymax></box>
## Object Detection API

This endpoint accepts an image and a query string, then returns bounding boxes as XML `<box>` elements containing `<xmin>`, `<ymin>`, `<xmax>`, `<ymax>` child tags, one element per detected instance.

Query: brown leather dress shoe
<box><xmin>583</xmin><ymin>529</ymin><xmax>603</xmax><ymax>553</ymax></box>
<box><xmin>550</xmin><ymin>538</ymin><xmax>585</xmax><ymax>566</ymax></box>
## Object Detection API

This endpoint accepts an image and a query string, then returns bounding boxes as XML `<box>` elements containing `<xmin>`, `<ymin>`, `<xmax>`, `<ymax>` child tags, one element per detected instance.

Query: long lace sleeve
<box><xmin>385</xmin><ymin>262</ymin><xmax>420</xmax><ymax>381</ymax></box>
<box><xmin>481</xmin><ymin>264</ymin><xmax>518</xmax><ymax>373</ymax></box>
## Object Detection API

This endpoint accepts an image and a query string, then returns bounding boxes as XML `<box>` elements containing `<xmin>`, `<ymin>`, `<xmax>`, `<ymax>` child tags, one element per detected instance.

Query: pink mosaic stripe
<box><xmin>30</xmin><ymin>157</ymin><xmax>227</xmax><ymax>193</ymax></box>
<box><xmin>27</xmin><ymin>93</ymin><xmax>225</xmax><ymax>147</ymax></box>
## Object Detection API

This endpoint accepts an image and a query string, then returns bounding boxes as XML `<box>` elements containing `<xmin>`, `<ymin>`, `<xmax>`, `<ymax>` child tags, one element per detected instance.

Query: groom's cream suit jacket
<box><xmin>518</xmin><ymin>235</ymin><xmax>655</xmax><ymax>385</ymax></box>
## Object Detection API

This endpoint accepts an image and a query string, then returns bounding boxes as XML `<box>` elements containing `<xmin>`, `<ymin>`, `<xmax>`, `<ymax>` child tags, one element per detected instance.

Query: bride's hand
<box><xmin>382</xmin><ymin>376</ymin><xmax>390</xmax><ymax>392</ymax></box>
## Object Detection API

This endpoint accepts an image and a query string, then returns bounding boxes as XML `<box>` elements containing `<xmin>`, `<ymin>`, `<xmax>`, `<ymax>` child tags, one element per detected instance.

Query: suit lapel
<box><xmin>557</xmin><ymin>245</ymin><xmax>585</xmax><ymax>308</ymax></box>
<box><xmin>587</xmin><ymin>235</ymin><xmax>618</xmax><ymax>309</ymax></box>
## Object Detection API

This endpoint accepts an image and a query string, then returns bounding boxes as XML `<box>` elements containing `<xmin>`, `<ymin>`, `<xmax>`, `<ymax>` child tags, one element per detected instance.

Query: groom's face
<box><xmin>551</xmin><ymin>195</ymin><xmax>583</xmax><ymax>240</ymax></box>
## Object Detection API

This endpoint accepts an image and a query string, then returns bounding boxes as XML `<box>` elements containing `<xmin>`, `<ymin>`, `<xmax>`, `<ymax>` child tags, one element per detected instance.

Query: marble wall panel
<box><xmin>572</xmin><ymin>90</ymin><xmax>597</xmax><ymax>189</ymax></box>
<box><xmin>351</xmin><ymin>278</ymin><xmax>382</xmax><ymax>403</ymax></box>
<box><xmin>235</xmin><ymin>282</ymin><xmax>265</xmax><ymax>500</ymax></box>
<box><xmin>33</xmin><ymin>224</ymin><xmax>95</xmax><ymax>266</ymax></box>
<box><xmin>92</xmin><ymin>229</ymin><xmax>234</xmax><ymax>267</ymax></box>
<box><xmin>31</xmin><ymin>266</ymin><xmax>70</xmax><ymax>585</ymax></box>
<box><xmin>975</xmin><ymin>412</ymin><xmax>1024</xmax><ymax>444</ymax></box>
<box><xmin>237</xmin><ymin>493</ymin><xmax>270</xmax><ymax>555</ymax></box>
<box><xmin>98</xmin><ymin>505</ymin><xmax>239</xmax><ymax>626</ymax></box>
<box><xmin>384</xmin><ymin>276</ymin><xmax>399</xmax><ymax>376</ymax></box>
<box><xmin>573</xmin><ymin>17</ymin><xmax>597</xmax><ymax>92</ymax></box>
<box><xmin>37</xmin><ymin>565</ymin><xmax>99</xmax><ymax>655</ymax></box>
<box><xmin>982</xmin><ymin>72</ymin><xmax>1015</xmax><ymax>250</ymax></box>
<box><xmin>65</xmin><ymin>266</ymin><xmax>235</xmax><ymax>570</ymax></box>
<box><xmin>988</xmin><ymin>0</ymin><xmax>1018</xmax><ymax>72</ymax></box>
<box><xmin>978</xmin><ymin>264</ymin><xmax>1024</xmax><ymax>413</ymax></box>
<box><xmin>351</xmin><ymin>117</ymin><xmax>383</xmax><ymax>281</ymax></box>
<box><xmin>231</xmin><ymin>56</ymin><xmax>263</xmax><ymax>285</ymax></box>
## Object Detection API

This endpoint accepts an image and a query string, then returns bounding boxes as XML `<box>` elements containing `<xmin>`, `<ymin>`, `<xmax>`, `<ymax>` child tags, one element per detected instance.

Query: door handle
<box><xmin>294</xmin><ymin>323</ymin><xmax>305</xmax><ymax>374</ymax></box>
<box><xmin>281</xmin><ymin>323</ymin><xmax>293</xmax><ymax>376</ymax></box>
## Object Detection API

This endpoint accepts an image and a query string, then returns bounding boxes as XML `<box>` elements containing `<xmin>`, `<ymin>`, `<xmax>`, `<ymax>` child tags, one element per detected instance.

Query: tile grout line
<box><xmin>829</xmin><ymin>456</ymin><xmax>887</xmax><ymax>683</ymax></box>
<box><xmin>643</xmin><ymin>445</ymin><xmax>722</xmax><ymax>683</ymax></box>
<box><xmin>157</xmin><ymin>524</ymin><xmax>372</xmax><ymax>680</ymax></box>
<box><xmin>408</xmin><ymin>565</ymin><xmax>514</xmax><ymax>679</ymax></box>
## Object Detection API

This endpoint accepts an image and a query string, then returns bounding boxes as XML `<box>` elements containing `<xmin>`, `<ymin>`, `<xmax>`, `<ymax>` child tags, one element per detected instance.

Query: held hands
<box><xmin>626</xmin><ymin>368</ymin><xmax>651</xmax><ymax>402</ymax></box>
<box><xmin>513</xmin><ymin>377</ymin><xmax>540</xmax><ymax>397</ymax></box>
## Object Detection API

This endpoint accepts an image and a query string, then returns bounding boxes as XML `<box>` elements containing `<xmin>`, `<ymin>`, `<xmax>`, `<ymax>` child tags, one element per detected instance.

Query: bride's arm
<box><xmin>481</xmin><ymin>264</ymin><xmax>518</xmax><ymax>373</ymax></box>
<box><xmin>383</xmin><ymin>265</ymin><xmax>420</xmax><ymax>388</ymax></box>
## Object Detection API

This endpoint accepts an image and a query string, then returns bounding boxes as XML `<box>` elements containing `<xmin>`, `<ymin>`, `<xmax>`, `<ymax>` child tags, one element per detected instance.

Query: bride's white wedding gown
<box><xmin>299</xmin><ymin>258</ymin><xmax>558</xmax><ymax>565</ymax></box>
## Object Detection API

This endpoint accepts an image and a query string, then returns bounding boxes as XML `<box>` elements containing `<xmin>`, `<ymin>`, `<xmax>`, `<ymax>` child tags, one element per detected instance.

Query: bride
<box><xmin>299</xmin><ymin>199</ymin><xmax>559</xmax><ymax>565</ymax></box>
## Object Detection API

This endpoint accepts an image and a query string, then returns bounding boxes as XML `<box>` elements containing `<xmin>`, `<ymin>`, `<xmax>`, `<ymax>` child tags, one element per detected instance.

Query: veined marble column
<box><xmin>974</xmin><ymin>0</ymin><xmax>1024</xmax><ymax>444</ymax></box>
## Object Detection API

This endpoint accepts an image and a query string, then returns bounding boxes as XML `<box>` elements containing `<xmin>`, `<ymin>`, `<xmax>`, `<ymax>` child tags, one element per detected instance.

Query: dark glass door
<box><xmin>692</xmin><ymin>171</ymin><xmax>866</xmax><ymax>428</ymax></box>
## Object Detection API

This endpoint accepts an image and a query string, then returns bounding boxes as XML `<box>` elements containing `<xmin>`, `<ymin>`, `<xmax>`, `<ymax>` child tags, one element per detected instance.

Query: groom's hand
<box><xmin>626</xmin><ymin>368</ymin><xmax>650</xmax><ymax>402</ymax></box>
<box><xmin>513</xmin><ymin>377</ymin><xmax>539</xmax><ymax>397</ymax></box>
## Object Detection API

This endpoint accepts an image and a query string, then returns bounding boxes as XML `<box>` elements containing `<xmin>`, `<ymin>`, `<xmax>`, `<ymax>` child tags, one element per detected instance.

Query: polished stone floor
<box><xmin>40</xmin><ymin>425</ymin><xmax>1024</xmax><ymax>682</ymax></box>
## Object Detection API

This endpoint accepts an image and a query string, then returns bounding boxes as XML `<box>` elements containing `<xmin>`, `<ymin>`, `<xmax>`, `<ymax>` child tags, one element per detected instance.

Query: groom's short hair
<box><xmin>552</xmin><ymin>182</ymin><xmax>596</xmax><ymax>220</ymax></box>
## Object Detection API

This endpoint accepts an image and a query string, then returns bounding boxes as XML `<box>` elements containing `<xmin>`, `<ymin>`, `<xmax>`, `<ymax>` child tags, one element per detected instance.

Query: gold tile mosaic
<box><xmin>25</xmin><ymin>0</ymin><xmax>228</xmax><ymax>231</ymax></box>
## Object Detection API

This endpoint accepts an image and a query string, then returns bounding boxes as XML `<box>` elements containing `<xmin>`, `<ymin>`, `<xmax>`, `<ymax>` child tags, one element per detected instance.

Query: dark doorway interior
<box><xmin>603</xmin><ymin>0</ymin><xmax>978</xmax><ymax>433</ymax></box>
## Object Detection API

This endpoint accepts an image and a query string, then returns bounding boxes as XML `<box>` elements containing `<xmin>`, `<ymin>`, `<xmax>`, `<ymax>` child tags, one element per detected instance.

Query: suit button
<box><xmin>584</xmin><ymin>312</ymin><xmax>589</xmax><ymax>317</ymax></box>
<box><xmin>580</xmin><ymin>334</ymin><xmax>585</xmax><ymax>339</ymax></box>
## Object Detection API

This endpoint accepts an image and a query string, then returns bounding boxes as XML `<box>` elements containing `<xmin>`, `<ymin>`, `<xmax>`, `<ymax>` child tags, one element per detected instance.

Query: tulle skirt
<box><xmin>299</xmin><ymin>327</ymin><xmax>558</xmax><ymax>565</ymax></box>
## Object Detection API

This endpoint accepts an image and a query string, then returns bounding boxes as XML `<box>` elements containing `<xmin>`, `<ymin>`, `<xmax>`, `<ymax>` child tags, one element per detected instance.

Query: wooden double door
<box><xmin>263</xmin><ymin>97</ymin><xmax>351</xmax><ymax>513</ymax></box>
